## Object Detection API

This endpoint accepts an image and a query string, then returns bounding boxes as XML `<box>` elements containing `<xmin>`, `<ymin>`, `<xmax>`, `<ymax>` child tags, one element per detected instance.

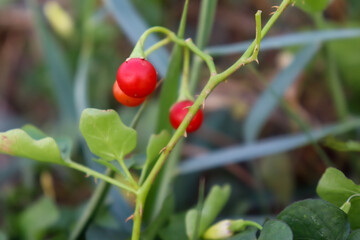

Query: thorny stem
<box><xmin>131</xmin><ymin>2</ymin><xmax>293</xmax><ymax>239</ymax></box>
<box><xmin>66</xmin><ymin>161</ymin><xmax>137</xmax><ymax>194</ymax></box>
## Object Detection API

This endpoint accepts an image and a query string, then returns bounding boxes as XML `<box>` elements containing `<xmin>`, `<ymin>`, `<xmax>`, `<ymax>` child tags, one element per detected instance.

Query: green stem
<box><xmin>189</xmin><ymin>0</ymin><xmax>218</xmax><ymax>92</ymax></box>
<box><xmin>69</xmin><ymin>98</ymin><xmax>149</xmax><ymax>240</ymax></box>
<box><xmin>144</xmin><ymin>37</ymin><xmax>171</xmax><ymax>57</ymax></box>
<box><xmin>131</xmin><ymin>196</ymin><xmax>144</xmax><ymax>240</ymax></box>
<box><xmin>134</xmin><ymin>5</ymin><xmax>290</xmax><ymax>238</ymax></box>
<box><xmin>216</xmin><ymin>0</ymin><xmax>291</xmax><ymax>81</ymax></box>
<box><xmin>135</xmin><ymin>26</ymin><xmax>217</xmax><ymax>75</ymax></box>
<box><xmin>66</xmin><ymin>161</ymin><xmax>136</xmax><ymax>194</ymax></box>
<box><xmin>116</xmin><ymin>156</ymin><xmax>139</xmax><ymax>189</ymax></box>
<box><xmin>179</xmin><ymin>47</ymin><xmax>193</xmax><ymax>101</ymax></box>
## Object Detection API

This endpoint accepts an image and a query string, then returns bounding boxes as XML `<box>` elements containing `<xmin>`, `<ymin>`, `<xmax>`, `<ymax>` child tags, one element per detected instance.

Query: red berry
<box><xmin>117</xmin><ymin>58</ymin><xmax>157</xmax><ymax>98</ymax></box>
<box><xmin>169</xmin><ymin>100</ymin><xmax>203</xmax><ymax>133</ymax></box>
<box><xmin>113</xmin><ymin>81</ymin><xmax>146</xmax><ymax>107</ymax></box>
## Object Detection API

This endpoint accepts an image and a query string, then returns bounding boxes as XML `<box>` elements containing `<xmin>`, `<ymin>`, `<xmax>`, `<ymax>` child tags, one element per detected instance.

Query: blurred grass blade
<box><xmin>244</xmin><ymin>44</ymin><xmax>320</xmax><ymax>142</ymax></box>
<box><xmin>178</xmin><ymin>118</ymin><xmax>360</xmax><ymax>174</ymax></box>
<box><xmin>144</xmin><ymin>0</ymin><xmax>189</xmax><ymax>223</ymax></box>
<box><xmin>189</xmin><ymin>0</ymin><xmax>218</xmax><ymax>92</ymax></box>
<box><xmin>27</xmin><ymin>0</ymin><xmax>76</xmax><ymax>121</ymax></box>
<box><xmin>206</xmin><ymin>28</ymin><xmax>360</xmax><ymax>56</ymax></box>
<box><xmin>103</xmin><ymin>0</ymin><xmax>169</xmax><ymax>77</ymax></box>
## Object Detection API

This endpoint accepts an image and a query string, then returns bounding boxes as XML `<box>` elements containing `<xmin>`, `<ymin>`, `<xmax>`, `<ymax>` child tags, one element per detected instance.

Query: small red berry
<box><xmin>169</xmin><ymin>100</ymin><xmax>203</xmax><ymax>133</ymax></box>
<box><xmin>113</xmin><ymin>81</ymin><xmax>146</xmax><ymax>107</ymax></box>
<box><xmin>117</xmin><ymin>58</ymin><xmax>157</xmax><ymax>98</ymax></box>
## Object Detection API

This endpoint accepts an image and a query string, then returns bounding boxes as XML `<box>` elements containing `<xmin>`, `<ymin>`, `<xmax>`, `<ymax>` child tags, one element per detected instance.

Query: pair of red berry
<box><xmin>114</xmin><ymin>58</ymin><xmax>203</xmax><ymax>133</ymax></box>
<box><xmin>114</xmin><ymin>58</ymin><xmax>157</xmax><ymax>107</ymax></box>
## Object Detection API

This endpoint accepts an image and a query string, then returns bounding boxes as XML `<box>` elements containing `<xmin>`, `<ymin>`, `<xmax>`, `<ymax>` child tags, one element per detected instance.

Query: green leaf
<box><xmin>19</xmin><ymin>197</ymin><xmax>59</xmax><ymax>240</ymax></box>
<box><xmin>294</xmin><ymin>0</ymin><xmax>331</xmax><ymax>13</ymax></box>
<box><xmin>259</xmin><ymin>154</ymin><xmax>294</xmax><ymax>206</ymax></box>
<box><xmin>226</xmin><ymin>227</ymin><xmax>258</xmax><ymax>240</ymax></box>
<box><xmin>258</xmin><ymin>220</ymin><xmax>293</xmax><ymax>240</ymax></box>
<box><xmin>142</xmin><ymin>194</ymin><xmax>175</xmax><ymax>240</ymax></box>
<box><xmin>79</xmin><ymin>108</ymin><xmax>136</xmax><ymax>161</ymax></box>
<box><xmin>324</xmin><ymin>136</ymin><xmax>360</xmax><ymax>152</ymax></box>
<box><xmin>348</xmin><ymin>229</ymin><xmax>360</xmax><ymax>240</ymax></box>
<box><xmin>0</xmin><ymin>129</ymin><xmax>66</xmax><ymax>164</ymax></box>
<box><xmin>21</xmin><ymin>124</ymin><xmax>73</xmax><ymax>160</ymax></box>
<box><xmin>277</xmin><ymin>199</ymin><xmax>350</xmax><ymax>240</ymax></box>
<box><xmin>159</xmin><ymin>213</ymin><xmax>188</xmax><ymax>240</ymax></box>
<box><xmin>146</xmin><ymin>130</ymin><xmax>171</xmax><ymax>165</ymax></box>
<box><xmin>317</xmin><ymin>167</ymin><xmax>360</xmax><ymax>229</ymax></box>
<box><xmin>0</xmin><ymin>231</ymin><xmax>7</xmax><ymax>240</ymax></box>
<box><xmin>140</xmin><ymin>130</ymin><xmax>171</xmax><ymax>183</ymax></box>
<box><xmin>186</xmin><ymin>185</ymin><xmax>231</xmax><ymax>238</ymax></box>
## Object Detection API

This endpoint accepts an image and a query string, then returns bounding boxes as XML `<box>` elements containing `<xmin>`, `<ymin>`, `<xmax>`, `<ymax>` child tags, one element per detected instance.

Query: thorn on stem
<box><xmin>159</xmin><ymin>147</ymin><xmax>167</xmax><ymax>154</ymax></box>
<box><xmin>255</xmin><ymin>59</ymin><xmax>259</xmax><ymax>64</ymax></box>
<box><xmin>184</xmin><ymin>131</ymin><xmax>187</xmax><ymax>138</ymax></box>
<box><xmin>125</xmin><ymin>214</ymin><xmax>134</xmax><ymax>223</ymax></box>
<box><xmin>270</xmin><ymin>11</ymin><xmax>276</xmax><ymax>15</ymax></box>
<box><xmin>94</xmin><ymin>177</ymin><xmax>98</xmax><ymax>184</ymax></box>
<box><xmin>85</xmin><ymin>173</ymin><xmax>90</xmax><ymax>178</ymax></box>
<box><xmin>271</xmin><ymin>5</ymin><xmax>279</xmax><ymax>9</ymax></box>
<box><xmin>202</xmin><ymin>100</ymin><xmax>205</xmax><ymax>110</ymax></box>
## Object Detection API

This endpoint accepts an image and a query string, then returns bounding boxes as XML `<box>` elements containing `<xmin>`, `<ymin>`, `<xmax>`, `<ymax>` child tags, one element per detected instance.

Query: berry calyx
<box><xmin>117</xmin><ymin>58</ymin><xmax>157</xmax><ymax>98</ymax></box>
<box><xmin>113</xmin><ymin>81</ymin><xmax>146</xmax><ymax>107</ymax></box>
<box><xmin>169</xmin><ymin>100</ymin><xmax>203</xmax><ymax>133</ymax></box>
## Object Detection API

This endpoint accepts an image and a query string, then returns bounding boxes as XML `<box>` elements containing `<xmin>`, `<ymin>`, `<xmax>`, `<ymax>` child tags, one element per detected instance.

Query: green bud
<box><xmin>203</xmin><ymin>220</ymin><xmax>233</xmax><ymax>239</ymax></box>
<box><xmin>340</xmin><ymin>201</ymin><xmax>351</xmax><ymax>214</ymax></box>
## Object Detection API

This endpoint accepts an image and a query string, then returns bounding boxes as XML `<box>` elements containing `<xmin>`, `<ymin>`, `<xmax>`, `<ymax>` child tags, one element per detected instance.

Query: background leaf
<box><xmin>294</xmin><ymin>0</ymin><xmax>331</xmax><ymax>13</ymax></box>
<box><xmin>277</xmin><ymin>199</ymin><xmax>350</xmax><ymax>240</ymax></box>
<box><xmin>317</xmin><ymin>168</ymin><xmax>360</xmax><ymax>229</ymax></box>
<box><xmin>179</xmin><ymin>119</ymin><xmax>360</xmax><ymax>174</ymax></box>
<box><xmin>79</xmin><ymin>108</ymin><xmax>136</xmax><ymax>161</ymax></box>
<box><xmin>146</xmin><ymin>130</ymin><xmax>171</xmax><ymax>166</ymax></box>
<box><xmin>244</xmin><ymin>44</ymin><xmax>320</xmax><ymax>142</ymax></box>
<box><xmin>348</xmin><ymin>229</ymin><xmax>360</xmax><ymax>240</ymax></box>
<box><xmin>186</xmin><ymin>185</ymin><xmax>231</xmax><ymax>238</ymax></box>
<box><xmin>0</xmin><ymin>129</ymin><xmax>65</xmax><ymax>164</ymax></box>
<box><xmin>18</xmin><ymin>197</ymin><xmax>59</xmax><ymax>240</ymax></box>
<box><xmin>258</xmin><ymin>220</ymin><xmax>293</xmax><ymax>240</ymax></box>
<box><xmin>324</xmin><ymin>136</ymin><xmax>360</xmax><ymax>152</ymax></box>
<box><xmin>206</xmin><ymin>29</ymin><xmax>360</xmax><ymax>56</ymax></box>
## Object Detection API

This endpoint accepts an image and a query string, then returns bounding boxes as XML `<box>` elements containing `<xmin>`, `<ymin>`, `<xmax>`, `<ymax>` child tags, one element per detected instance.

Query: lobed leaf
<box><xmin>0</xmin><ymin>129</ymin><xmax>66</xmax><ymax>165</ymax></box>
<box><xmin>79</xmin><ymin>108</ymin><xmax>136</xmax><ymax>161</ymax></box>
